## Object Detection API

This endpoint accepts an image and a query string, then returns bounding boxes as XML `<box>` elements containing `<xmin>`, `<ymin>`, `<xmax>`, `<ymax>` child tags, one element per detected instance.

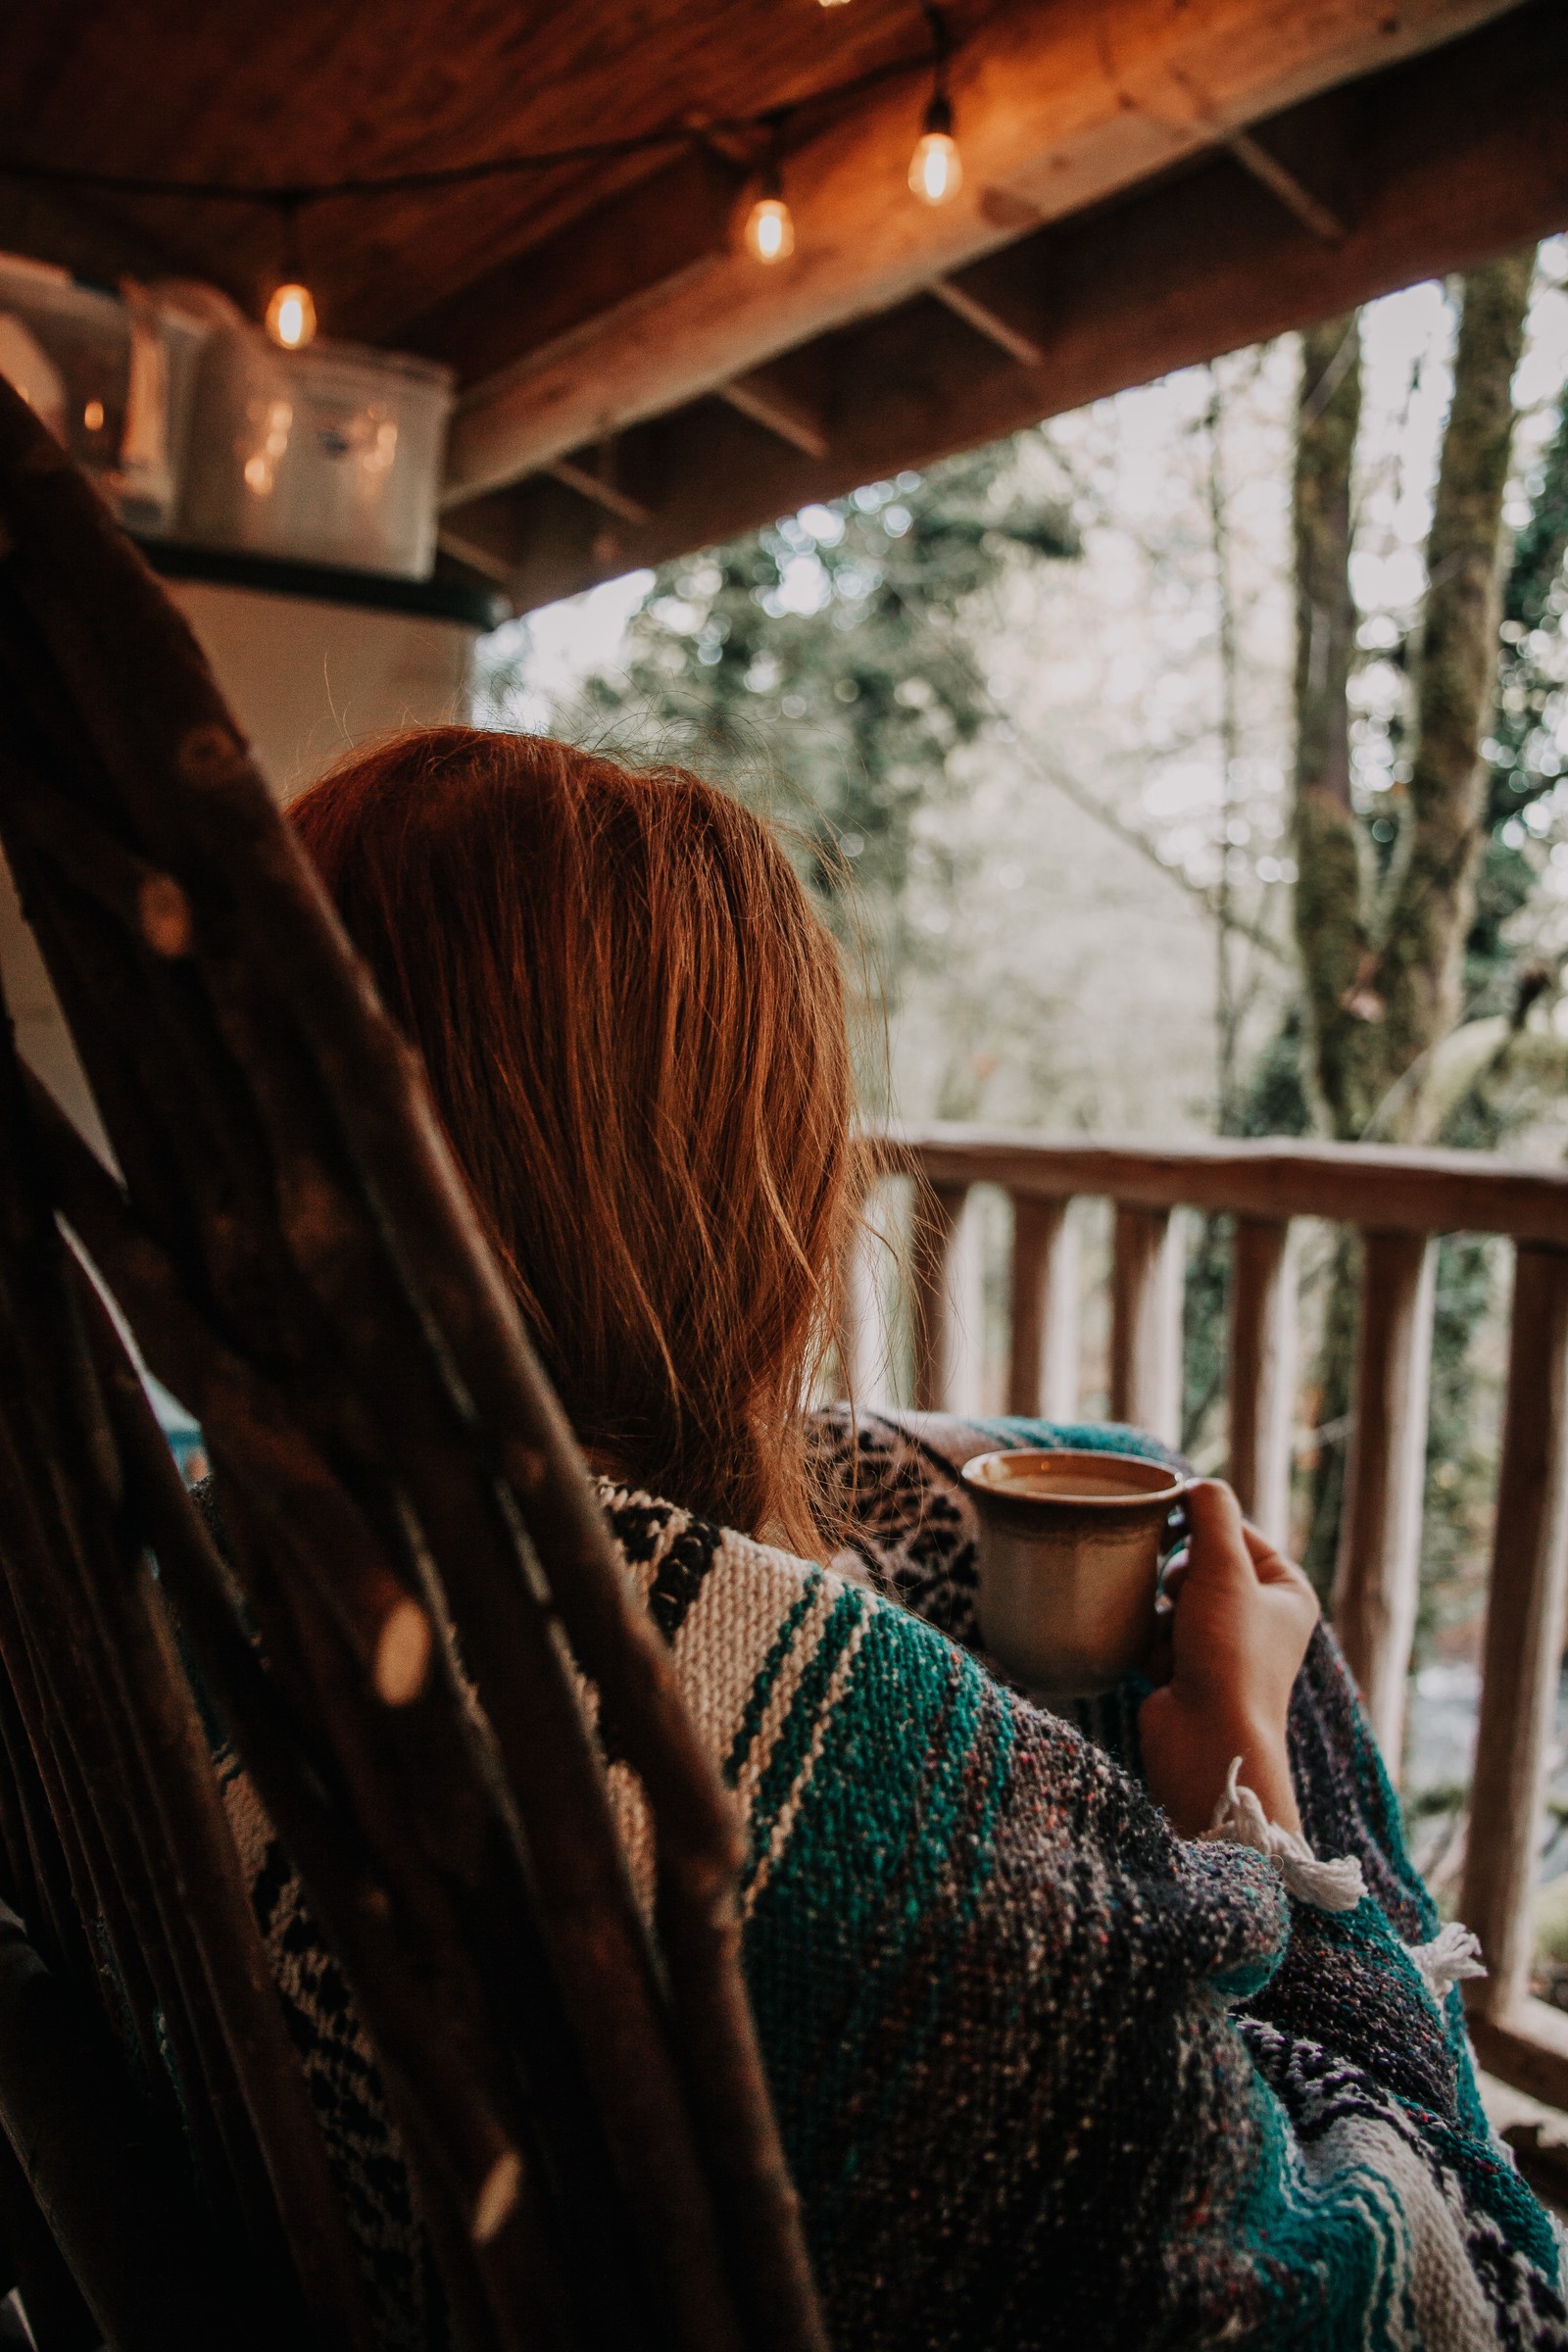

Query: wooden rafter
<box><xmin>442</xmin><ymin>0</ymin><xmax>1520</xmax><ymax>505</ymax></box>
<box><xmin>443</xmin><ymin>0</ymin><xmax>1567</xmax><ymax>613</ymax></box>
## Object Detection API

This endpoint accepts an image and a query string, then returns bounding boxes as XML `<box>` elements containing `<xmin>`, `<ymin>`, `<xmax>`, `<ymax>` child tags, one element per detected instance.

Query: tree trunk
<box><xmin>1374</xmin><ymin>249</ymin><xmax>1536</xmax><ymax>1141</ymax></box>
<box><xmin>1291</xmin><ymin>313</ymin><xmax>1368</xmax><ymax>1141</ymax></box>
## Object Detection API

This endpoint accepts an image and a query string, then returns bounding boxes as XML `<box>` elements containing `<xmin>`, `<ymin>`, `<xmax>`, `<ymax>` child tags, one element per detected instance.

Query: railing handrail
<box><xmin>879</xmin><ymin>1122</ymin><xmax>1568</xmax><ymax>1247</ymax></box>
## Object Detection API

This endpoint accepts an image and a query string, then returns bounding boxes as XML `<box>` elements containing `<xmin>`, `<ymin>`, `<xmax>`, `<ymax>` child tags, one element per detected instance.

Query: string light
<box><xmin>0</xmin><ymin>8</ymin><xmax>970</xmax><ymax>288</ymax></box>
<box><xmin>909</xmin><ymin>4</ymin><xmax>960</xmax><ymax>206</ymax></box>
<box><xmin>745</xmin><ymin>191</ymin><xmax>795</xmax><ymax>263</ymax></box>
<box><xmin>265</xmin><ymin>280</ymin><xmax>317</xmax><ymax>349</ymax></box>
<box><xmin>264</xmin><ymin>199</ymin><xmax>318</xmax><ymax>348</ymax></box>
<box><xmin>744</xmin><ymin>122</ymin><xmax>795</xmax><ymax>264</ymax></box>
<box><xmin>908</xmin><ymin>92</ymin><xmax>960</xmax><ymax>204</ymax></box>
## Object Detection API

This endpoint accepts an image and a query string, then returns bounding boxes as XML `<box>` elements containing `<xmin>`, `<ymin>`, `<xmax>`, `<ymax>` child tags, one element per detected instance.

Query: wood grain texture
<box><xmin>909</xmin><ymin>1181</ymin><xmax>967</xmax><ymax>1416</ymax></box>
<box><xmin>887</xmin><ymin>1122</ymin><xmax>1568</xmax><ymax>1249</ymax></box>
<box><xmin>1227</xmin><ymin>1217</ymin><xmax>1296</xmax><ymax>1547</ymax></box>
<box><xmin>1006</xmin><ymin>1195</ymin><xmax>1078</xmax><ymax>1421</ymax></box>
<box><xmin>1461</xmin><ymin>1245</ymin><xmax>1568</xmax><ymax>2013</ymax></box>
<box><xmin>452</xmin><ymin>3</ymin><xmax>1567</xmax><ymax>611</ymax></box>
<box><xmin>0</xmin><ymin>0</ymin><xmax>934</xmax><ymax>339</ymax></box>
<box><xmin>1331</xmin><ymin>1230</ymin><xmax>1437</xmax><ymax>1771</ymax></box>
<box><xmin>1467</xmin><ymin>1998</ymin><xmax>1568</xmax><ymax>2116</ymax></box>
<box><xmin>1109</xmin><ymin>1204</ymin><xmax>1184</xmax><ymax>1446</ymax></box>
<box><xmin>445</xmin><ymin>0</ymin><xmax>1513</xmax><ymax>499</ymax></box>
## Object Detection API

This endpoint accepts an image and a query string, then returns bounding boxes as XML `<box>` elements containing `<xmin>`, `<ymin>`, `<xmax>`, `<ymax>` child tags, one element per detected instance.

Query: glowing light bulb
<box><xmin>744</xmin><ymin>195</ymin><xmax>795</xmax><ymax>264</ymax></box>
<box><xmin>909</xmin><ymin>129</ymin><xmax>960</xmax><ymax>203</ymax></box>
<box><xmin>265</xmin><ymin>281</ymin><xmax>318</xmax><ymax>351</ymax></box>
<box><xmin>909</xmin><ymin>90</ymin><xmax>961</xmax><ymax>205</ymax></box>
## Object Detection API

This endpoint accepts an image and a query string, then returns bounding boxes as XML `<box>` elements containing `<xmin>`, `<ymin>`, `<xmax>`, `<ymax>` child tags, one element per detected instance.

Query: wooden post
<box><xmin>1227</xmin><ymin>1217</ymin><xmax>1297</xmax><ymax>1547</ymax></box>
<box><xmin>1331</xmin><ymin>1228</ymin><xmax>1437</xmax><ymax>1772</ymax></box>
<box><xmin>1109</xmin><ymin>1204</ymin><xmax>1184</xmax><ymax>1446</ymax></box>
<box><xmin>909</xmin><ymin>1182</ymin><xmax>967</xmax><ymax>1414</ymax></box>
<box><xmin>1006</xmin><ymin>1196</ymin><xmax>1078</xmax><ymax>1421</ymax></box>
<box><xmin>1461</xmin><ymin>1244</ymin><xmax>1568</xmax><ymax>2017</ymax></box>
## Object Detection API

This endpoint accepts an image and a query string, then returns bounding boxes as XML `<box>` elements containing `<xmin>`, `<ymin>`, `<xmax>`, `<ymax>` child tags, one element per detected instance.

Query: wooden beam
<box><xmin>443</xmin><ymin>0</ymin><xmax>1516</xmax><ymax>503</ymax></box>
<box><xmin>1221</xmin><ymin>125</ymin><xmax>1346</xmax><ymax>240</ymax></box>
<box><xmin>716</xmin><ymin>370</ymin><xmax>828</xmax><ymax>461</ymax></box>
<box><xmin>545</xmin><ymin>458</ymin><xmax>652</xmax><ymax>528</ymax></box>
<box><xmin>927</xmin><ymin>273</ymin><xmax>1046</xmax><ymax>368</ymax></box>
<box><xmin>400</xmin><ymin>149</ymin><xmax>744</xmax><ymax>388</ymax></box>
<box><xmin>448</xmin><ymin>4</ymin><xmax>1567</xmax><ymax>613</ymax></box>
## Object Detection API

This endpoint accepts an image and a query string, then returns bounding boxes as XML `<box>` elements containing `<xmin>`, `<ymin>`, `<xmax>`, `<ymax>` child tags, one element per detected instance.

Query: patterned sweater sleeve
<box><xmin>654</xmin><ymin>1508</ymin><xmax>1567</xmax><ymax>2352</ymax></box>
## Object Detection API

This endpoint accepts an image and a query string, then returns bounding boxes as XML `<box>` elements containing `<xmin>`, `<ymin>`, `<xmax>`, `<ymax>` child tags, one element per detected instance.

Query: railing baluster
<box><xmin>1462</xmin><ymin>1243</ymin><xmax>1568</xmax><ymax>2022</ymax></box>
<box><xmin>1331</xmin><ymin>1228</ymin><xmax>1437</xmax><ymax>1771</ymax></box>
<box><xmin>1109</xmin><ymin>1204</ymin><xmax>1184</xmax><ymax>1446</ymax></box>
<box><xmin>1006</xmin><ymin>1196</ymin><xmax>1077</xmax><ymax>1421</ymax></box>
<box><xmin>1227</xmin><ymin>1217</ymin><xmax>1296</xmax><ymax>1547</ymax></box>
<box><xmin>909</xmin><ymin>1181</ymin><xmax>967</xmax><ymax>1414</ymax></box>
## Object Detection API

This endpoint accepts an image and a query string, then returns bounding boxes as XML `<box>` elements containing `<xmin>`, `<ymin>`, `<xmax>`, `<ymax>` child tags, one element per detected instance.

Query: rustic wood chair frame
<box><xmin>0</xmin><ymin>378</ymin><xmax>825</xmax><ymax>2352</ymax></box>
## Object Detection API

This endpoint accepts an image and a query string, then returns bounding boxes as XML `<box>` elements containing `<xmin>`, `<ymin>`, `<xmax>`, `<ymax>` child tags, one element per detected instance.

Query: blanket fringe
<box><xmin>1407</xmin><ymin>1922</ymin><xmax>1487</xmax><ymax>1998</ymax></box>
<box><xmin>1200</xmin><ymin>1758</ymin><xmax>1366</xmax><ymax>1914</ymax></box>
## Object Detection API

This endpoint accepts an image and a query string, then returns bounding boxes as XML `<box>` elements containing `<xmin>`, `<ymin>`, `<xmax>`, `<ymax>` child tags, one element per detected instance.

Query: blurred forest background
<box><xmin>479</xmin><ymin>237</ymin><xmax>1568</xmax><ymax>1877</ymax></box>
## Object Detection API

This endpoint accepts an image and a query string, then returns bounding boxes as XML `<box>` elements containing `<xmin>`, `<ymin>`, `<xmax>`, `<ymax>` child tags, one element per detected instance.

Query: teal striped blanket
<box><xmin>214</xmin><ymin>1410</ymin><xmax>1568</xmax><ymax>2349</ymax></box>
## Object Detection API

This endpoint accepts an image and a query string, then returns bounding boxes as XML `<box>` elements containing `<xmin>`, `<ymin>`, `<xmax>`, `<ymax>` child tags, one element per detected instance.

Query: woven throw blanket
<box><xmin>209</xmin><ymin>1412</ymin><xmax>1568</xmax><ymax>2350</ymax></box>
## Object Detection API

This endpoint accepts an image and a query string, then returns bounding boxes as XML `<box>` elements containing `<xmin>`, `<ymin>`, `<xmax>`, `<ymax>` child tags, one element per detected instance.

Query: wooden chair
<box><xmin>0</xmin><ymin>376</ymin><xmax>826</xmax><ymax>2352</ymax></box>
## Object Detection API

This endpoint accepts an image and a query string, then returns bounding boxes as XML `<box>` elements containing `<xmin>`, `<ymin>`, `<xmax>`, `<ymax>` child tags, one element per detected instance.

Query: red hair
<box><xmin>291</xmin><ymin>727</ymin><xmax>857</xmax><ymax>1547</ymax></box>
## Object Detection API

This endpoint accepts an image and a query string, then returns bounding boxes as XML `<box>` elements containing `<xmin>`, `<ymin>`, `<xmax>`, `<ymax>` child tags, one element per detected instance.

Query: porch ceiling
<box><xmin>2</xmin><ymin>0</ymin><xmax>1564</xmax><ymax>613</ymax></box>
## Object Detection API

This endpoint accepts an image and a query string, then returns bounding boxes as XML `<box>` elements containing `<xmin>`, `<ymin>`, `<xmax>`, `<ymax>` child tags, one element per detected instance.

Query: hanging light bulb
<box><xmin>265</xmin><ymin>196</ymin><xmax>318</xmax><ymax>349</ymax></box>
<box><xmin>744</xmin><ymin>132</ymin><xmax>795</xmax><ymax>264</ymax></box>
<box><xmin>908</xmin><ymin>91</ymin><xmax>961</xmax><ymax>205</ymax></box>
<box><xmin>745</xmin><ymin>192</ymin><xmax>795</xmax><ymax>263</ymax></box>
<box><xmin>265</xmin><ymin>280</ymin><xmax>318</xmax><ymax>350</ymax></box>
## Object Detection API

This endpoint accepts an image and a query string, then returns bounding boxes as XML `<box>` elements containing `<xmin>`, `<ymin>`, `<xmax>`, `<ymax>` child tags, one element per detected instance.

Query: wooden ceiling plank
<box><xmin>397</xmin><ymin>148</ymin><xmax>745</xmax><ymax>385</ymax></box>
<box><xmin>926</xmin><ymin>273</ymin><xmax>1046</xmax><ymax>368</ymax></box>
<box><xmin>441</xmin><ymin>0</ymin><xmax>1520</xmax><ymax>505</ymax></box>
<box><xmin>450</xmin><ymin>0</ymin><xmax>1566</xmax><ymax>613</ymax></box>
<box><xmin>716</xmin><ymin>370</ymin><xmax>829</xmax><ymax>459</ymax></box>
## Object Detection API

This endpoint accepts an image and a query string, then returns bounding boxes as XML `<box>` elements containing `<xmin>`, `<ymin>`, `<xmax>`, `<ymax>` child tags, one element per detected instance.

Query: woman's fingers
<box><xmin>1240</xmin><ymin>1515</ymin><xmax>1319</xmax><ymax>1606</ymax></box>
<box><xmin>1181</xmin><ymin>1480</ymin><xmax>1253</xmax><ymax>1592</ymax></box>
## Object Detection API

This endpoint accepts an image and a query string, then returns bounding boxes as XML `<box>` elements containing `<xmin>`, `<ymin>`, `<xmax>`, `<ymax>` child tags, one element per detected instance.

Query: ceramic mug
<box><xmin>959</xmin><ymin>1447</ymin><xmax>1190</xmax><ymax>1697</ymax></box>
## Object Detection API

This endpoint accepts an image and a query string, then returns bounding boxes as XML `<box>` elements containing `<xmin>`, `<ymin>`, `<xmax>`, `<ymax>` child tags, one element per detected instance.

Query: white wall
<box><xmin>0</xmin><ymin>582</ymin><xmax>481</xmax><ymax>1152</ymax></box>
<box><xmin>167</xmin><ymin>579</ymin><xmax>478</xmax><ymax>803</ymax></box>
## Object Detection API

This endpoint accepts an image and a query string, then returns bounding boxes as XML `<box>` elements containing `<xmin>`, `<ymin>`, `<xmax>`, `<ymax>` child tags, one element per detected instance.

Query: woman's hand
<box><xmin>1138</xmin><ymin>1480</ymin><xmax>1318</xmax><ymax>1839</ymax></box>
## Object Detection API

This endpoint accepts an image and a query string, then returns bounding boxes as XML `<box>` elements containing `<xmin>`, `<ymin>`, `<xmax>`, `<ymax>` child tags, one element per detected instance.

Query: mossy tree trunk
<box><xmin>1290</xmin><ymin>253</ymin><xmax>1535</xmax><ymax>1580</ymax></box>
<box><xmin>1378</xmin><ymin>250</ymin><xmax>1537</xmax><ymax>1140</ymax></box>
<box><xmin>1292</xmin><ymin>313</ymin><xmax>1370</xmax><ymax>1141</ymax></box>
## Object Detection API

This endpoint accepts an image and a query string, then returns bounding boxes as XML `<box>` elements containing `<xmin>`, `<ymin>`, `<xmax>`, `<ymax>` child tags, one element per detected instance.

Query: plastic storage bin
<box><xmin>0</xmin><ymin>253</ymin><xmax>208</xmax><ymax>536</ymax></box>
<box><xmin>179</xmin><ymin>328</ymin><xmax>455</xmax><ymax>580</ymax></box>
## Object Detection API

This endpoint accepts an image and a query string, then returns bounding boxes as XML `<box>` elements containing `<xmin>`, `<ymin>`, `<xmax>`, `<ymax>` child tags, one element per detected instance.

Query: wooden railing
<box><xmin>858</xmin><ymin>1124</ymin><xmax>1568</xmax><ymax>2110</ymax></box>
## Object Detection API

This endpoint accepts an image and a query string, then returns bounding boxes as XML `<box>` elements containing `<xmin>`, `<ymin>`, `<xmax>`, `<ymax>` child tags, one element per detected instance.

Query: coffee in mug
<box><xmin>959</xmin><ymin>1448</ymin><xmax>1189</xmax><ymax>1698</ymax></box>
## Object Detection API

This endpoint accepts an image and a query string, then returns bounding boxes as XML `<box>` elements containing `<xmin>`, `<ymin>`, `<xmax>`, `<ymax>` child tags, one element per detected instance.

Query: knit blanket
<box><xmin>211</xmin><ymin>1411</ymin><xmax>1568</xmax><ymax>2350</ymax></box>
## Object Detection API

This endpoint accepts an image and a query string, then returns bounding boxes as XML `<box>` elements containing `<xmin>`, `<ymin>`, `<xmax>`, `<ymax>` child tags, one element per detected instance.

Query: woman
<box><xmin>244</xmin><ymin>724</ymin><xmax>1561</xmax><ymax>2348</ymax></box>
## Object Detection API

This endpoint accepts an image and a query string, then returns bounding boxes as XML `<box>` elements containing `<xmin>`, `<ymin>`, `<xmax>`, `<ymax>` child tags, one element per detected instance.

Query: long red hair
<box><xmin>291</xmin><ymin>726</ymin><xmax>857</xmax><ymax>1548</ymax></box>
